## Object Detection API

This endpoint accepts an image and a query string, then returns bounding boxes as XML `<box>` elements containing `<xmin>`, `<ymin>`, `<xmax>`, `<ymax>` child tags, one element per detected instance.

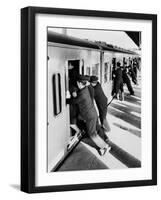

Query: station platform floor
<box><xmin>58</xmin><ymin>81</ymin><xmax>141</xmax><ymax>172</ymax></box>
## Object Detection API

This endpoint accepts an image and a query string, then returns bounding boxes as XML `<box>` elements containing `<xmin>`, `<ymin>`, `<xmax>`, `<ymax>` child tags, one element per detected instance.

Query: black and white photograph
<box><xmin>21</xmin><ymin>7</ymin><xmax>157</xmax><ymax>193</ymax></box>
<box><xmin>47</xmin><ymin>27</ymin><xmax>142</xmax><ymax>173</ymax></box>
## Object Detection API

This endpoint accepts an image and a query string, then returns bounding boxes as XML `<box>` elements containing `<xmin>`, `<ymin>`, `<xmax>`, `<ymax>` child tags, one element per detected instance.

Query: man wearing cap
<box><xmin>90</xmin><ymin>76</ymin><xmax>111</xmax><ymax>140</ymax></box>
<box><xmin>69</xmin><ymin>75</ymin><xmax>110</xmax><ymax>155</ymax></box>
<box><xmin>111</xmin><ymin>62</ymin><xmax>124</xmax><ymax>99</ymax></box>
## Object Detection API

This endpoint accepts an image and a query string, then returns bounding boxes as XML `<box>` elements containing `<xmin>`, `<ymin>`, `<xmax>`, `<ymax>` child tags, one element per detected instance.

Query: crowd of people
<box><xmin>112</xmin><ymin>58</ymin><xmax>140</xmax><ymax>101</ymax></box>
<box><xmin>66</xmin><ymin>58</ymin><xmax>140</xmax><ymax>156</ymax></box>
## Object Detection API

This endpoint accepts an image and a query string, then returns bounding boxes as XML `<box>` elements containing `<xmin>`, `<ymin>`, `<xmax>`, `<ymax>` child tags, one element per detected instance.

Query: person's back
<box><xmin>87</xmin><ymin>84</ymin><xmax>94</xmax><ymax>102</ymax></box>
<box><xmin>122</xmin><ymin>68</ymin><xmax>130</xmax><ymax>83</ymax></box>
<box><xmin>75</xmin><ymin>86</ymin><xmax>97</xmax><ymax>120</ymax></box>
<box><xmin>93</xmin><ymin>82</ymin><xmax>107</xmax><ymax>111</ymax></box>
<box><xmin>115</xmin><ymin>68</ymin><xmax>123</xmax><ymax>83</ymax></box>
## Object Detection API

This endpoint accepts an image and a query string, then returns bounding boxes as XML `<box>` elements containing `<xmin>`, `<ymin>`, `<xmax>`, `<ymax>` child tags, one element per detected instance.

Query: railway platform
<box><xmin>58</xmin><ymin>81</ymin><xmax>141</xmax><ymax>171</ymax></box>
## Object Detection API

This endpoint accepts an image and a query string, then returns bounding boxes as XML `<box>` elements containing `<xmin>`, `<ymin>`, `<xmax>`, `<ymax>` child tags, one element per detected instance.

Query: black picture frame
<box><xmin>21</xmin><ymin>6</ymin><xmax>157</xmax><ymax>193</ymax></box>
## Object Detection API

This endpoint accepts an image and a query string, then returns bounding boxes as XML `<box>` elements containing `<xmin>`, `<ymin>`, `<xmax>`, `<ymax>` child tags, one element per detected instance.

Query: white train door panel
<box><xmin>47</xmin><ymin>46</ymin><xmax>70</xmax><ymax>172</ymax></box>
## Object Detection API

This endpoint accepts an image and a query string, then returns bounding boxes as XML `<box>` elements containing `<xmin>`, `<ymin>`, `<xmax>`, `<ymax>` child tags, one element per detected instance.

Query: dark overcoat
<box><xmin>112</xmin><ymin>68</ymin><xmax>123</xmax><ymax>94</ymax></box>
<box><xmin>73</xmin><ymin>87</ymin><xmax>97</xmax><ymax>121</ymax></box>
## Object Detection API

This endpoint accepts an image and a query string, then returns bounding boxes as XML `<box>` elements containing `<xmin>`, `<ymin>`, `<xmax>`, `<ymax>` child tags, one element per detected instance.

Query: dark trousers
<box><xmin>85</xmin><ymin>115</ymin><xmax>107</xmax><ymax>149</ymax></box>
<box><xmin>125</xmin><ymin>80</ymin><xmax>134</xmax><ymax>94</ymax></box>
<box><xmin>99</xmin><ymin>107</ymin><xmax>111</xmax><ymax>133</ymax></box>
<box><xmin>112</xmin><ymin>81</ymin><xmax>123</xmax><ymax>95</ymax></box>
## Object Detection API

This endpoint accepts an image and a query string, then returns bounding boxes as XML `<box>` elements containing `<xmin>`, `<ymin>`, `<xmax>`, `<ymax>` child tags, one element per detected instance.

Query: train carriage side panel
<box><xmin>47</xmin><ymin>45</ymin><xmax>71</xmax><ymax>172</ymax></box>
<box><xmin>47</xmin><ymin>43</ymin><xmax>100</xmax><ymax>172</ymax></box>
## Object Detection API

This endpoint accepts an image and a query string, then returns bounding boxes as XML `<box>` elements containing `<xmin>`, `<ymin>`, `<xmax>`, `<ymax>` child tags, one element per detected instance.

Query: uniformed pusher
<box><xmin>68</xmin><ymin>75</ymin><xmax>111</xmax><ymax>156</ymax></box>
<box><xmin>90</xmin><ymin>76</ymin><xmax>111</xmax><ymax>142</ymax></box>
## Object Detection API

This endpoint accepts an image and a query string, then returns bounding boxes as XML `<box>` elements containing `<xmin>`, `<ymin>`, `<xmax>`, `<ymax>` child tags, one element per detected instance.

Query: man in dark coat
<box><xmin>128</xmin><ymin>65</ymin><xmax>137</xmax><ymax>85</ymax></box>
<box><xmin>122</xmin><ymin>67</ymin><xmax>134</xmax><ymax>95</ymax></box>
<box><xmin>90</xmin><ymin>76</ymin><xmax>111</xmax><ymax>144</ymax></box>
<box><xmin>84</xmin><ymin>75</ymin><xmax>94</xmax><ymax>102</ymax></box>
<box><xmin>111</xmin><ymin>62</ymin><xmax>124</xmax><ymax>99</ymax></box>
<box><xmin>70</xmin><ymin>75</ymin><xmax>111</xmax><ymax>155</ymax></box>
<box><xmin>69</xmin><ymin>86</ymin><xmax>79</xmax><ymax>124</ymax></box>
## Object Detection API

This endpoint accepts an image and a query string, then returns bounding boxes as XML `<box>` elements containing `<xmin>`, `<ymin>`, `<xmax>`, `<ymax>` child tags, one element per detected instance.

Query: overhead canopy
<box><xmin>48</xmin><ymin>31</ymin><xmax>137</xmax><ymax>55</ymax></box>
<box><xmin>125</xmin><ymin>31</ymin><xmax>141</xmax><ymax>48</ymax></box>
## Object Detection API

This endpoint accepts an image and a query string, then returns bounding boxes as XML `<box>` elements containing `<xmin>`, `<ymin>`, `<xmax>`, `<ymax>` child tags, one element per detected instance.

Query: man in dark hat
<box><xmin>90</xmin><ymin>76</ymin><xmax>111</xmax><ymax>141</ymax></box>
<box><xmin>68</xmin><ymin>75</ymin><xmax>111</xmax><ymax>155</ymax></box>
<box><xmin>111</xmin><ymin>62</ymin><xmax>124</xmax><ymax>100</ymax></box>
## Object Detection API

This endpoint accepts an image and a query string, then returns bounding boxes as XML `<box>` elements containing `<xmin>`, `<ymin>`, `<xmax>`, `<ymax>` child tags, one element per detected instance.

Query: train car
<box><xmin>47</xmin><ymin>31</ymin><xmax>137</xmax><ymax>172</ymax></box>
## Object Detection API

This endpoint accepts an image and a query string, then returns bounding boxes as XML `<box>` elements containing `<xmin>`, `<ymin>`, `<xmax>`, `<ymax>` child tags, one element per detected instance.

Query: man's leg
<box><xmin>99</xmin><ymin>108</ymin><xmax>111</xmax><ymax>132</ymax></box>
<box><xmin>126</xmin><ymin>80</ymin><xmax>134</xmax><ymax>95</ymax></box>
<box><xmin>86</xmin><ymin>117</ymin><xmax>108</xmax><ymax>149</ymax></box>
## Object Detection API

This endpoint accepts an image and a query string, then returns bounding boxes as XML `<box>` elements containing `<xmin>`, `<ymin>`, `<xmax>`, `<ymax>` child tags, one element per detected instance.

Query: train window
<box><xmin>81</xmin><ymin>59</ymin><xmax>84</xmax><ymax>75</ymax></box>
<box><xmin>104</xmin><ymin>63</ymin><xmax>109</xmax><ymax>83</ymax></box>
<box><xmin>86</xmin><ymin>67</ymin><xmax>91</xmax><ymax>75</ymax></box>
<box><xmin>52</xmin><ymin>73</ymin><xmax>62</xmax><ymax>116</ymax></box>
<box><xmin>112</xmin><ymin>58</ymin><xmax>116</xmax><ymax>68</ymax></box>
<box><xmin>109</xmin><ymin>65</ymin><xmax>112</xmax><ymax>81</ymax></box>
<box><xmin>92</xmin><ymin>63</ymin><xmax>99</xmax><ymax>76</ymax></box>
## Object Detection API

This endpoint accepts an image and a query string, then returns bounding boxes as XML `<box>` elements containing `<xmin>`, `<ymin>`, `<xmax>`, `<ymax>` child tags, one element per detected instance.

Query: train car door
<box><xmin>67</xmin><ymin>59</ymin><xmax>80</xmax><ymax>129</ymax></box>
<box><xmin>66</xmin><ymin>59</ymin><xmax>85</xmax><ymax>146</ymax></box>
<box><xmin>47</xmin><ymin>47</ymin><xmax>70</xmax><ymax>172</ymax></box>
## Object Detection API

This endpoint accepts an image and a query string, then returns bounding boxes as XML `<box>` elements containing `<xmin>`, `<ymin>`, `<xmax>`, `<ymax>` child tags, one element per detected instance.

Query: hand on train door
<box><xmin>66</xmin><ymin>90</ymin><xmax>71</xmax><ymax>99</ymax></box>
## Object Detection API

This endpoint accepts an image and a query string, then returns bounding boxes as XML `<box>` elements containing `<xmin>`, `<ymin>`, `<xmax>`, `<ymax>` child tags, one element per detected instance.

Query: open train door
<box><xmin>47</xmin><ymin>51</ymin><xmax>71</xmax><ymax>172</ymax></box>
<box><xmin>65</xmin><ymin>59</ymin><xmax>85</xmax><ymax>148</ymax></box>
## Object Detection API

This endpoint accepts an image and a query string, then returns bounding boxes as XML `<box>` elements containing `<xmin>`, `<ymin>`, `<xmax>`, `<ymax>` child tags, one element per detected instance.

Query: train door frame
<box><xmin>64</xmin><ymin>59</ymin><xmax>85</xmax><ymax>149</ymax></box>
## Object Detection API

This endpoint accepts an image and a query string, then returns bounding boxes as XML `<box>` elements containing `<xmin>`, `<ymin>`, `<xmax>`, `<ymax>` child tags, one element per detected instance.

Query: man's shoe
<box><xmin>98</xmin><ymin>146</ymin><xmax>111</xmax><ymax>156</ymax></box>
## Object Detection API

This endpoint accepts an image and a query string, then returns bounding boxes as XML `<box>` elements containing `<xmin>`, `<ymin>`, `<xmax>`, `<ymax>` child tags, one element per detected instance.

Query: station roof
<box><xmin>48</xmin><ymin>31</ymin><xmax>137</xmax><ymax>55</ymax></box>
<box><xmin>125</xmin><ymin>31</ymin><xmax>141</xmax><ymax>47</ymax></box>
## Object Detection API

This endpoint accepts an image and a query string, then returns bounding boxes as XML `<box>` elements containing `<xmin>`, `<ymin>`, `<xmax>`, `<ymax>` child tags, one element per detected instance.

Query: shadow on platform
<box><xmin>113</xmin><ymin>122</ymin><xmax>141</xmax><ymax>138</ymax></box>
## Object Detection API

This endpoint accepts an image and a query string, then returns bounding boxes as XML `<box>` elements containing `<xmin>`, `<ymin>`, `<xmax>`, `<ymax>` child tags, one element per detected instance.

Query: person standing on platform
<box><xmin>122</xmin><ymin>66</ymin><xmax>135</xmax><ymax>95</ymax></box>
<box><xmin>128</xmin><ymin>65</ymin><xmax>137</xmax><ymax>85</ymax></box>
<box><xmin>111</xmin><ymin>62</ymin><xmax>124</xmax><ymax>100</ymax></box>
<box><xmin>90</xmin><ymin>76</ymin><xmax>111</xmax><ymax>140</ymax></box>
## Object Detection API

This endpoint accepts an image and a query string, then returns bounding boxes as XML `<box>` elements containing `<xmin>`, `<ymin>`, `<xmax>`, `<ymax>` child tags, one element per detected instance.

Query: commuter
<box><xmin>128</xmin><ymin>65</ymin><xmax>137</xmax><ymax>85</ymax></box>
<box><xmin>67</xmin><ymin>86</ymin><xmax>81</xmax><ymax>136</ymax></box>
<box><xmin>122</xmin><ymin>67</ymin><xmax>134</xmax><ymax>95</ymax></box>
<box><xmin>111</xmin><ymin>62</ymin><xmax>124</xmax><ymax>100</ymax></box>
<box><xmin>69</xmin><ymin>86</ymin><xmax>79</xmax><ymax>124</ymax></box>
<box><xmin>133</xmin><ymin>60</ymin><xmax>138</xmax><ymax>81</ymax></box>
<box><xmin>90</xmin><ymin>76</ymin><xmax>111</xmax><ymax>135</ymax></box>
